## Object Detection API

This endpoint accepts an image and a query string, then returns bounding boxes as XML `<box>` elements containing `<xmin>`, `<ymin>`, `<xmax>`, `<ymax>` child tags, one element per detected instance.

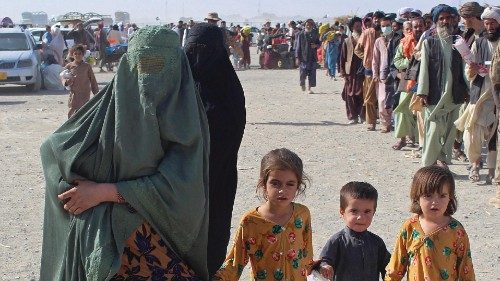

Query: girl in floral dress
<box><xmin>385</xmin><ymin>166</ymin><xmax>475</xmax><ymax>281</ymax></box>
<box><xmin>214</xmin><ymin>148</ymin><xmax>313</xmax><ymax>281</ymax></box>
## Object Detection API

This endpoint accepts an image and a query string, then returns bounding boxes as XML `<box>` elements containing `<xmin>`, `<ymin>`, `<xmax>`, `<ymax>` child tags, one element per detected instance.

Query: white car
<box><xmin>0</xmin><ymin>27</ymin><xmax>42</xmax><ymax>91</ymax></box>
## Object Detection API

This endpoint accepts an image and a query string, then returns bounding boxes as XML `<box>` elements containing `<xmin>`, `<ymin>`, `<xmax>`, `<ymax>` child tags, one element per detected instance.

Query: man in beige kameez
<box><xmin>355</xmin><ymin>11</ymin><xmax>385</xmax><ymax>131</ymax></box>
<box><xmin>455</xmin><ymin>7</ymin><xmax>499</xmax><ymax>183</ymax></box>
<box><xmin>484</xmin><ymin>6</ymin><xmax>500</xmax><ymax>208</ymax></box>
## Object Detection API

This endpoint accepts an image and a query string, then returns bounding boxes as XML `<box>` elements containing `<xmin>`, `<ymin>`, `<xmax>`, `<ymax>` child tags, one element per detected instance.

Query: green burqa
<box><xmin>39</xmin><ymin>26</ymin><xmax>210</xmax><ymax>280</ymax></box>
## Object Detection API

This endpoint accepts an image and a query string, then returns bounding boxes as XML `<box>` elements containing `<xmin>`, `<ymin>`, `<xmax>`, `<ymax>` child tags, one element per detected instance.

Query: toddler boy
<box><xmin>318</xmin><ymin>181</ymin><xmax>390</xmax><ymax>280</ymax></box>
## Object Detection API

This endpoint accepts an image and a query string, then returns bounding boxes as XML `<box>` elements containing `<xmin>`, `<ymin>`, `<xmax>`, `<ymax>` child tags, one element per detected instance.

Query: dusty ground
<box><xmin>0</xmin><ymin>49</ymin><xmax>499</xmax><ymax>280</ymax></box>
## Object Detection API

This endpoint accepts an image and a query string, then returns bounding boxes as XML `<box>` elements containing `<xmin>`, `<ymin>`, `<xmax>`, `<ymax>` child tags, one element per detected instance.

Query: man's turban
<box><xmin>481</xmin><ymin>6</ymin><xmax>500</xmax><ymax>24</ymax></box>
<box><xmin>432</xmin><ymin>4</ymin><xmax>458</xmax><ymax>22</ymax></box>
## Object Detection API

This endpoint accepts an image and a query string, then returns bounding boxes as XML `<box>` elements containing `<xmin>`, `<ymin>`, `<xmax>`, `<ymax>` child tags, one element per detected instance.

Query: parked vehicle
<box><xmin>29</xmin><ymin>17</ymin><xmax>101</xmax><ymax>60</ymax></box>
<box><xmin>0</xmin><ymin>27</ymin><xmax>42</xmax><ymax>91</ymax></box>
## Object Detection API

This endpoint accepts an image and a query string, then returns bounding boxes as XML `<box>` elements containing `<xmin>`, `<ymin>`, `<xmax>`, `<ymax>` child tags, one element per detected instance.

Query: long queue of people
<box><xmin>331</xmin><ymin>4</ymin><xmax>500</xmax><ymax>208</ymax></box>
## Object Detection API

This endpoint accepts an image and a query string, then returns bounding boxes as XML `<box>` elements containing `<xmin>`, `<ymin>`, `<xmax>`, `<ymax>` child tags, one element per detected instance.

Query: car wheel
<box><xmin>26</xmin><ymin>68</ymin><xmax>42</xmax><ymax>92</ymax></box>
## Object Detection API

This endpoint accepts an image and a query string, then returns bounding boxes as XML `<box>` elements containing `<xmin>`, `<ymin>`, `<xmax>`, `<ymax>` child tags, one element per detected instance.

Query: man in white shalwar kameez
<box><xmin>455</xmin><ymin>7</ymin><xmax>499</xmax><ymax>183</ymax></box>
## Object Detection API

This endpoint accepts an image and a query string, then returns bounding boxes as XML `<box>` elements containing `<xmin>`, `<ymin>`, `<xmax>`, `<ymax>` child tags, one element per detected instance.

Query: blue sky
<box><xmin>3</xmin><ymin>0</ymin><xmax>486</xmax><ymax>24</ymax></box>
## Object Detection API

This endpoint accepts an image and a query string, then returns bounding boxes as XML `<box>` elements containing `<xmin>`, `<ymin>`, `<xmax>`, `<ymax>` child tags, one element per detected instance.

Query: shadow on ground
<box><xmin>0</xmin><ymin>101</ymin><xmax>27</xmax><ymax>106</ymax></box>
<box><xmin>0</xmin><ymin>86</ymin><xmax>67</xmax><ymax>97</ymax></box>
<box><xmin>250</xmin><ymin>120</ymin><xmax>350</xmax><ymax>127</ymax></box>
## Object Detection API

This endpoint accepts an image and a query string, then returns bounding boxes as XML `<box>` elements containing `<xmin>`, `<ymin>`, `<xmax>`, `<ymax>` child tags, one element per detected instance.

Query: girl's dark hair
<box><xmin>410</xmin><ymin>166</ymin><xmax>458</xmax><ymax>215</ymax></box>
<box><xmin>256</xmin><ymin>148</ymin><xmax>309</xmax><ymax>200</ymax></box>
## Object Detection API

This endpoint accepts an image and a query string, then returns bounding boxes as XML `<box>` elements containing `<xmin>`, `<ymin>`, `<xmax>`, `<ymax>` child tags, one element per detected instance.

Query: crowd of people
<box><xmin>34</xmin><ymin>2</ymin><xmax>500</xmax><ymax>281</ymax></box>
<box><xmin>328</xmin><ymin>4</ymin><xmax>500</xmax><ymax>195</ymax></box>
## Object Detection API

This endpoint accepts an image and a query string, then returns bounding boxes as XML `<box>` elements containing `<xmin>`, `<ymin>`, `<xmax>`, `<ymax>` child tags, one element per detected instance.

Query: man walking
<box><xmin>295</xmin><ymin>19</ymin><xmax>320</xmax><ymax>94</ymax></box>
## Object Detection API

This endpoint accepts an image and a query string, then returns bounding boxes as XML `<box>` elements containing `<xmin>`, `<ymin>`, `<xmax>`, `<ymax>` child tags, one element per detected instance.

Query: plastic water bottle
<box><xmin>307</xmin><ymin>270</ymin><xmax>330</xmax><ymax>281</ymax></box>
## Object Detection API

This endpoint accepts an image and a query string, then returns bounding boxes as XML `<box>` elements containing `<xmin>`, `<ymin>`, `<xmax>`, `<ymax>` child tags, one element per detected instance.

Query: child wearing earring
<box><xmin>214</xmin><ymin>148</ymin><xmax>313</xmax><ymax>280</ymax></box>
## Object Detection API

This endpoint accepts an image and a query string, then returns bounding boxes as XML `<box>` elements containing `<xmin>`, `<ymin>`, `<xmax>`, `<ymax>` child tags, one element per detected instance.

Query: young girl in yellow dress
<box><xmin>214</xmin><ymin>148</ymin><xmax>313</xmax><ymax>280</ymax></box>
<box><xmin>385</xmin><ymin>166</ymin><xmax>476</xmax><ymax>281</ymax></box>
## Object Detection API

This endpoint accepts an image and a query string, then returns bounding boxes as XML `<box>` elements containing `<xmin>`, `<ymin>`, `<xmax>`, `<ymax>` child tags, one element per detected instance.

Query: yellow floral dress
<box><xmin>215</xmin><ymin>203</ymin><xmax>313</xmax><ymax>281</ymax></box>
<box><xmin>385</xmin><ymin>215</ymin><xmax>475</xmax><ymax>281</ymax></box>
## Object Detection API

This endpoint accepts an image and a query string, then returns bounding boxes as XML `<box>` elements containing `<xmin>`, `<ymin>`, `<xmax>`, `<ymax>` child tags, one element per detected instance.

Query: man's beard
<box><xmin>485</xmin><ymin>28</ymin><xmax>500</xmax><ymax>42</ymax></box>
<box><xmin>305</xmin><ymin>27</ymin><xmax>312</xmax><ymax>33</ymax></box>
<box><xmin>437</xmin><ymin>24</ymin><xmax>453</xmax><ymax>41</ymax></box>
<box><xmin>352</xmin><ymin>31</ymin><xmax>361</xmax><ymax>40</ymax></box>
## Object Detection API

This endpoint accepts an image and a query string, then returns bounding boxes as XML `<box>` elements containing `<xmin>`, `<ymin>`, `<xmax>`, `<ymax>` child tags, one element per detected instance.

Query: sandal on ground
<box><xmin>468</xmin><ymin>167</ymin><xmax>480</xmax><ymax>182</ymax></box>
<box><xmin>392</xmin><ymin>139</ymin><xmax>406</xmax><ymax>150</ymax></box>
<box><xmin>485</xmin><ymin>175</ymin><xmax>494</xmax><ymax>185</ymax></box>
<box><xmin>452</xmin><ymin>148</ymin><xmax>468</xmax><ymax>162</ymax></box>
<box><xmin>405</xmin><ymin>136</ymin><xmax>416</xmax><ymax>147</ymax></box>
<box><xmin>366</xmin><ymin>124</ymin><xmax>376</xmax><ymax>131</ymax></box>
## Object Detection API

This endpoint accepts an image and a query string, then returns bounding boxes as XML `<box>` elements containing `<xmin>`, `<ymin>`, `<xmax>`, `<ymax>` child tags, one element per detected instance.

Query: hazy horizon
<box><xmin>3</xmin><ymin>0</ymin><xmax>491</xmax><ymax>24</ymax></box>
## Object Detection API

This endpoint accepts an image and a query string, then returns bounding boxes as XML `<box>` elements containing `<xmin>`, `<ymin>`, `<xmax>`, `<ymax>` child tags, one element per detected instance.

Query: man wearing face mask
<box><xmin>372</xmin><ymin>16</ymin><xmax>394</xmax><ymax>133</ymax></box>
<box><xmin>456</xmin><ymin>6</ymin><xmax>500</xmax><ymax>183</ymax></box>
<box><xmin>355</xmin><ymin>10</ymin><xmax>385</xmax><ymax>131</ymax></box>
<box><xmin>295</xmin><ymin>19</ymin><xmax>321</xmax><ymax>94</ymax></box>
<box><xmin>416</xmin><ymin>4</ymin><xmax>467</xmax><ymax>168</ymax></box>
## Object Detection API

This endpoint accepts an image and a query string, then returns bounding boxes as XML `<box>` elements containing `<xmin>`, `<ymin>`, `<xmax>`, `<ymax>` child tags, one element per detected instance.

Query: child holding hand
<box><xmin>214</xmin><ymin>148</ymin><xmax>313</xmax><ymax>281</ymax></box>
<box><xmin>385</xmin><ymin>166</ymin><xmax>475</xmax><ymax>281</ymax></box>
<box><xmin>317</xmin><ymin>181</ymin><xmax>391</xmax><ymax>280</ymax></box>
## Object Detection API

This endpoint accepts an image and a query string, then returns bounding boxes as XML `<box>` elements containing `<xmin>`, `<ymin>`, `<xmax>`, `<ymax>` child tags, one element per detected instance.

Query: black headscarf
<box><xmin>184</xmin><ymin>23</ymin><xmax>245</xmax><ymax>121</ymax></box>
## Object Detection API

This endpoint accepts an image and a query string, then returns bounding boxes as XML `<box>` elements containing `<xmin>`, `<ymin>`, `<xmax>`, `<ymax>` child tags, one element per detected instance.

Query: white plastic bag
<box><xmin>453</xmin><ymin>35</ymin><xmax>474</xmax><ymax>64</ymax></box>
<box><xmin>59</xmin><ymin>69</ymin><xmax>74</xmax><ymax>90</ymax></box>
<box><xmin>307</xmin><ymin>270</ymin><xmax>330</xmax><ymax>281</ymax></box>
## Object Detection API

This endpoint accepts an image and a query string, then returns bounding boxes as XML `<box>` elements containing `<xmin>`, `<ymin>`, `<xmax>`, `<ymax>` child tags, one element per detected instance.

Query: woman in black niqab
<box><xmin>184</xmin><ymin>23</ymin><xmax>246</xmax><ymax>277</ymax></box>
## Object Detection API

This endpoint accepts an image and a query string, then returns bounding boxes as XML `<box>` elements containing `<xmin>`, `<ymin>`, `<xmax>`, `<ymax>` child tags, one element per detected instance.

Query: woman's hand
<box><xmin>58</xmin><ymin>180</ymin><xmax>118</xmax><ymax>215</ymax></box>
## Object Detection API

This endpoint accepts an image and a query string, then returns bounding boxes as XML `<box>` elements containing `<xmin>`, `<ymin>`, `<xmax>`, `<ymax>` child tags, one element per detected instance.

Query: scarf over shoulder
<box><xmin>39</xmin><ymin>26</ymin><xmax>210</xmax><ymax>280</ymax></box>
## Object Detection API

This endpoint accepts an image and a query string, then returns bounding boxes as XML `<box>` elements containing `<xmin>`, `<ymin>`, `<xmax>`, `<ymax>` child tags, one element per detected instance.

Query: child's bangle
<box><xmin>116</xmin><ymin>191</ymin><xmax>126</xmax><ymax>204</ymax></box>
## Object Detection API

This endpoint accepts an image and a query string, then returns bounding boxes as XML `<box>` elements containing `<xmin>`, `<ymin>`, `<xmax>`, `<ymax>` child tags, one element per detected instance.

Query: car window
<box><xmin>0</xmin><ymin>33</ymin><xmax>30</xmax><ymax>51</ymax></box>
<box><xmin>31</xmin><ymin>31</ymin><xmax>44</xmax><ymax>42</ymax></box>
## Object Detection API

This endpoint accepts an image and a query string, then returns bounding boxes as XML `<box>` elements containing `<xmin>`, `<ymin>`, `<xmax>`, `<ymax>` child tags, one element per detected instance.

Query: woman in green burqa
<box><xmin>39</xmin><ymin>26</ymin><xmax>210</xmax><ymax>280</ymax></box>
